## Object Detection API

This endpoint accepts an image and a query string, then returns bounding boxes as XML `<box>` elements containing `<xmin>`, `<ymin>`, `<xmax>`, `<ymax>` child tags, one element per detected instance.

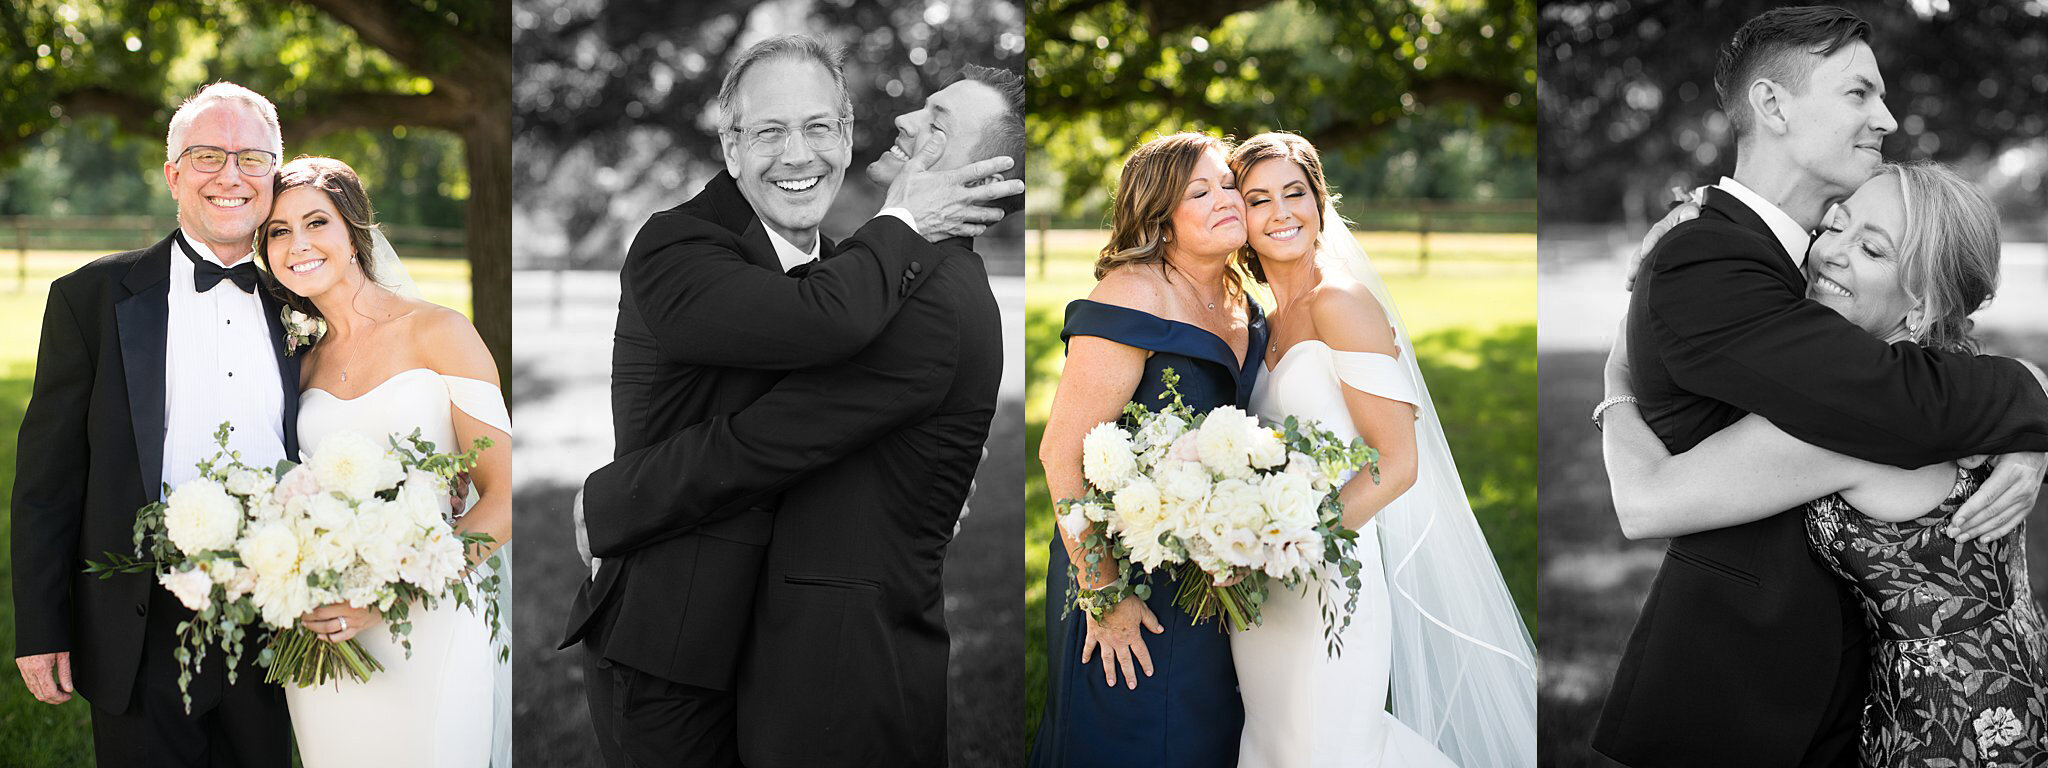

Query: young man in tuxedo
<box><xmin>1591</xmin><ymin>8</ymin><xmax>2048</xmax><ymax>767</ymax></box>
<box><xmin>558</xmin><ymin>36</ymin><xmax>1019</xmax><ymax>768</ymax></box>
<box><xmin>13</xmin><ymin>82</ymin><xmax>297</xmax><ymax>767</ymax></box>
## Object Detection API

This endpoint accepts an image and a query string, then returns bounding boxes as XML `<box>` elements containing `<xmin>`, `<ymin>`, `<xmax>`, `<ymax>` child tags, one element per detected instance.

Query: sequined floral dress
<box><xmin>1805</xmin><ymin>465</ymin><xmax>2048</xmax><ymax>766</ymax></box>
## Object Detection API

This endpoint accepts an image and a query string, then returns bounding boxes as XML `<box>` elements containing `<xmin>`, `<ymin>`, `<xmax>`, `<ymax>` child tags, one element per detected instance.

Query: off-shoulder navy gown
<box><xmin>1029</xmin><ymin>298</ymin><xmax>1268</xmax><ymax>768</ymax></box>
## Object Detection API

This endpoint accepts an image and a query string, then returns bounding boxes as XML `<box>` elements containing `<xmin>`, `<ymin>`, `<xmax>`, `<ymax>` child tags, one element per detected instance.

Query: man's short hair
<box><xmin>1714</xmin><ymin>6</ymin><xmax>1872</xmax><ymax>138</ymax></box>
<box><xmin>166</xmin><ymin>81</ymin><xmax>283</xmax><ymax>163</ymax></box>
<box><xmin>716</xmin><ymin>35</ymin><xmax>853</xmax><ymax>129</ymax></box>
<box><xmin>959</xmin><ymin>63</ymin><xmax>1024</xmax><ymax>214</ymax></box>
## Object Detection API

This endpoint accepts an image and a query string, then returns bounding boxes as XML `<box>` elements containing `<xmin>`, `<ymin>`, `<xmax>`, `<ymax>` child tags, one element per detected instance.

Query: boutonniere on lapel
<box><xmin>281</xmin><ymin>306</ymin><xmax>326</xmax><ymax>356</ymax></box>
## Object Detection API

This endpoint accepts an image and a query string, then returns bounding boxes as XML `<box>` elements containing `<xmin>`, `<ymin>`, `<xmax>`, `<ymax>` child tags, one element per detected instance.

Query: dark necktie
<box><xmin>176</xmin><ymin>230</ymin><xmax>260</xmax><ymax>294</ymax></box>
<box><xmin>785</xmin><ymin>259</ymin><xmax>816</xmax><ymax>277</ymax></box>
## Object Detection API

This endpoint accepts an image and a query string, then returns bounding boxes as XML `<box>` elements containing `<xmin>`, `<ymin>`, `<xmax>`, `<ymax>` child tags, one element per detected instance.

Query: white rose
<box><xmin>159</xmin><ymin>568</ymin><xmax>214</xmax><ymax>612</ymax></box>
<box><xmin>164</xmin><ymin>478</ymin><xmax>243</xmax><ymax>554</ymax></box>
<box><xmin>356</xmin><ymin>530</ymin><xmax>404</xmax><ymax>584</ymax></box>
<box><xmin>1207</xmin><ymin>478</ymin><xmax>1266</xmax><ymax>530</ymax></box>
<box><xmin>238</xmin><ymin>521</ymin><xmax>301</xmax><ymax>578</ymax></box>
<box><xmin>306</xmin><ymin>493</ymin><xmax>354</xmax><ymax>532</ymax></box>
<box><xmin>1155</xmin><ymin>460</ymin><xmax>1212</xmax><ymax>507</ymax></box>
<box><xmin>308</xmin><ymin>431</ymin><xmax>405</xmax><ymax>500</ymax></box>
<box><xmin>303</xmin><ymin>521</ymin><xmax>358</xmax><ymax>573</ymax></box>
<box><xmin>1080</xmin><ymin>422</ymin><xmax>1138</xmax><ymax>492</ymax></box>
<box><xmin>1110</xmin><ymin>478</ymin><xmax>1163</xmax><ymax>536</ymax></box>
<box><xmin>1203</xmin><ymin>525</ymin><xmax>1261</xmax><ymax>570</ymax></box>
<box><xmin>398</xmin><ymin>468</ymin><xmax>450</xmax><ymax>527</ymax></box>
<box><xmin>1196</xmin><ymin>408</ymin><xmax>1260</xmax><ymax>479</ymax></box>
<box><xmin>1261</xmin><ymin>472</ymin><xmax>1320</xmax><ymax>532</ymax></box>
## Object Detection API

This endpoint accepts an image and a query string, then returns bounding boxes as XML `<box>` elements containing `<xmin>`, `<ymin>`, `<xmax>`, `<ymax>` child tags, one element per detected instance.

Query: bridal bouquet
<box><xmin>1057</xmin><ymin>369</ymin><xmax>1377</xmax><ymax>653</ymax></box>
<box><xmin>90</xmin><ymin>423</ymin><xmax>499</xmax><ymax>708</ymax></box>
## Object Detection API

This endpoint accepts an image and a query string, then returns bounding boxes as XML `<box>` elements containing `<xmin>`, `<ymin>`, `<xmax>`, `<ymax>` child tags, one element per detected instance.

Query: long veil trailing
<box><xmin>372</xmin><ymin>227</ymin><xmax>515</xmax><ymax>768</ymax></box>
<box><xmin>368</xmin><ymin>227</ymin><xmax>422</xmax><ymax>299</ymax></box>
<box><xmin>1317</xmin><ymin>200</ymin><xmax>1538</xmax><ymax>766</ymax></box>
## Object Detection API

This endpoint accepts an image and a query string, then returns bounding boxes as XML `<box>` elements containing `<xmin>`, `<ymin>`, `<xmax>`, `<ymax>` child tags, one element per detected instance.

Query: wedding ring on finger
<box><xmin>339</xmin><ymin>617</ymin><xmax>348</xmax><ymax>634</ymax></box>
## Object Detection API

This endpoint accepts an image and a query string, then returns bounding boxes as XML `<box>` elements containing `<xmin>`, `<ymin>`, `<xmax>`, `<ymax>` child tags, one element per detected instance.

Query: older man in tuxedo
<box><xmin>559</xmin><ymin>35</ymin><xmax>1020</xmax><ymax>768</ymax></box>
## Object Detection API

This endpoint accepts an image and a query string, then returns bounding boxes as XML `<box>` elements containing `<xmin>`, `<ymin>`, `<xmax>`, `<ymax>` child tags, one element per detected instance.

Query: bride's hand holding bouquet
<box><xmin>89</xmin><ymin>422</ymin><xmax>499</xmax><ymax>708</ymax></box>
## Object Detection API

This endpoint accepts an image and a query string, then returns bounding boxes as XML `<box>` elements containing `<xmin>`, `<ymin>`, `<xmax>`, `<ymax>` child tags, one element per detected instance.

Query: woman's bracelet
<box><xmin>1592</xmin><ymin>395</ymin><xmax>1640</xmax><ymax>432</ymax></box>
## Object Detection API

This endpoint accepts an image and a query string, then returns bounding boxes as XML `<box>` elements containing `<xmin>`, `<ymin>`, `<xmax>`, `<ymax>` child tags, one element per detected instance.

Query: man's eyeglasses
<box><xmin>725</xmin><ymin>118</ymin><xmax>853</xmax><ymax>158</ymax></box>
<box><xmin>176</xmin><ymin>145</ymin><xmax>279</xmax><ymax>177</ymax></box>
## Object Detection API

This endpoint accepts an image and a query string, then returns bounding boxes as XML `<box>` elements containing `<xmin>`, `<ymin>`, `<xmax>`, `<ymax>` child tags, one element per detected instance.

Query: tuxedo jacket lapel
<box><xmin>1702</xmin><ymin>187</ymin><xmax>1805</xmax><ymax>285</ymax></box>
<box><xmin>260</xmin><ymin>290</ymin><xmax>302</xmax><ymax>460</ymax></box>
<box><xmin>736</xmin><ymin>217</ymin><xmax>784</xmax><ymax>272</ymax></box>
<box><xmin>115</xmin><ymin>234</ymin><xmax>173</xmax><ymax>501</ymax></box>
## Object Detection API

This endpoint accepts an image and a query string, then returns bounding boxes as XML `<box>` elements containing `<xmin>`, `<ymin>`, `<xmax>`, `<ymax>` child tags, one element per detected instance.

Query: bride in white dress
<box><xmin>1225</xmin><ymin>134</ymin><xmax>1536</xmax><ymax>767</ymax></box>
<box><xmin>254</xmin><ymin>156</ymin><xmax>512</xmax><ymax>768</ymax></box>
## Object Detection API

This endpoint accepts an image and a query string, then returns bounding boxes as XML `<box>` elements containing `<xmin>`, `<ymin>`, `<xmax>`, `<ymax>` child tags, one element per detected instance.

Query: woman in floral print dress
<box><xmin>1599</xmin><ymin>162</ymin><xmax>2048</xmax><ymax>765</ymax></box>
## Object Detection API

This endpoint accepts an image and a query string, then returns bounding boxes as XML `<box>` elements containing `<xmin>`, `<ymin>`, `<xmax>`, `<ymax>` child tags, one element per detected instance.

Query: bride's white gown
<box><xmin>1236</xmin><ymin>340</ymin><xmax>1456</xmax><ymax>768</ymax></box>
<box><xmin>290</xmin><ymin>367</ymin><xmax>512</xmax><ymax>768</ymax></box>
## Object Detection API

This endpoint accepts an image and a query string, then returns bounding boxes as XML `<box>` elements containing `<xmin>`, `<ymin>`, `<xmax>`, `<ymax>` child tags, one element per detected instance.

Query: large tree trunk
<box><xmin>465</xmin><ymin>104</ymin><xmax>513</xmax><ymax>393</ymax></box>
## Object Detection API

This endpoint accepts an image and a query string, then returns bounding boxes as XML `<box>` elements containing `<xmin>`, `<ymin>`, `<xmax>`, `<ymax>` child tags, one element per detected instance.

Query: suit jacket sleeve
<box><xmin>622</xmin><ymin>213</ymin><xmax>946</xmax><ymax>369</ymax></box>
<box><xmin>1647</xmin><ymin>225</ymin><xmax>2048</xmax><ymax>467</ymax></box>
<box><xmin>12</xmin><ymin>280</ymin><xmax>94</xmax><ymax>655</ymax></box>
<box><xmin>583</xmin><ymin>260</ymin><xmax>965</xmax><ymax>557</ymax></box>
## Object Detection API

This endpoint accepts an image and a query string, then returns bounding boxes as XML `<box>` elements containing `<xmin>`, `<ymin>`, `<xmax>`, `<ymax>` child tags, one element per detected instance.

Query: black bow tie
<box><xmin>176</xmin><ymin>231</ymin><xmax>260</xmax><ymax>294</ymax></box>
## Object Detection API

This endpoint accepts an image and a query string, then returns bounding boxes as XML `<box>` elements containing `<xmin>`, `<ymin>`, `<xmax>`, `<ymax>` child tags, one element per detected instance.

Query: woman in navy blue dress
<box><xmin>1030</xmin><ymin>133</ymin><xmax>1268</xmax><ymax>768</ymax></box>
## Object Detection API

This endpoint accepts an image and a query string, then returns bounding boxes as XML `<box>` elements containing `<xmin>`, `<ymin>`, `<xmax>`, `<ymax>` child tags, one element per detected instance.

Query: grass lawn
<box><xmin>1022</xmin><ymin>232</ymin><xmax>1538</xmax><ymax>746</ymax></box>
<box><xmin>0</xmin><ymin>250</ymin><xmax>468</xmax><ymax>766</ymax></box>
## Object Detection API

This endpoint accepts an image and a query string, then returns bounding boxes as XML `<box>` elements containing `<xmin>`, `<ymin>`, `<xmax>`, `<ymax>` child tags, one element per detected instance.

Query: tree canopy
<box><xmin>512</xmin><ymin>0</ymin><xmax>1026</xmax><ymax>269</ymax></box>
<box><xmin>1026</xmin><ymin>0</ymin><xmax>1536</xmax><ymax>216</ymax></box>
<box><xmin>0</xmin><ymin>0</ymin><xmax>511</xmax><ymax>383</ymax></box>
<box><xmin>1539</xmin><ymin>0</ymin><xmax>2048</xmax><ymax>224</ymax></box>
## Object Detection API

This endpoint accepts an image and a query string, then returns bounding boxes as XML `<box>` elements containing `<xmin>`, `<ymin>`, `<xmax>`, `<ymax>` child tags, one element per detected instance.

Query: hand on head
<box><xmin>883</xmin><ymin>130</ymin><xmax>1023</xmax><ymax>242</ymax></box>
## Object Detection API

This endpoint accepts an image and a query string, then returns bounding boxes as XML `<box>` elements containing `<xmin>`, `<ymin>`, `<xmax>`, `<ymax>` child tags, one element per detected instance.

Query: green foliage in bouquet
<box><xmin>1059</xmin><ymin>368</ymin><xmax>1381</xmax><ymax>656</ymax></box>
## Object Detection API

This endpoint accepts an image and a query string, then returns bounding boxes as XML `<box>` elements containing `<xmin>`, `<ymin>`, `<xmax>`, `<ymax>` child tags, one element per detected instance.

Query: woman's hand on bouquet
<box><xmin>302</xmin><ymin>602</ymin><xmax>383</xmax><ymax>644</ymax></box>
<box><xmin>1081</xmin><ymin>595</ymin><xmax>1164</xmax><ymax>690</ymax></box>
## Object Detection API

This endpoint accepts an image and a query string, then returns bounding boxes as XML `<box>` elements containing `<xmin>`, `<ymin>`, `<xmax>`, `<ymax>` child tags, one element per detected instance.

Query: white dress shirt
<box><xmin>162</xmin><ymin>232</ymin><xmax>287</xmax><ymax>494</ymax></box>
<box><xmin>762</xmin><ymin>209</ymin><xmax>924</xmax><ymax>273</ymax></box>
<box><xmin>1716</xmin><ymin>176</ymin><xmax>1815</xmax><ymax>269</ymax></box>
<box><xmin>762</xmin><ymin>224</ymin><xmax>822</xmax><ymax>273</ymax></box>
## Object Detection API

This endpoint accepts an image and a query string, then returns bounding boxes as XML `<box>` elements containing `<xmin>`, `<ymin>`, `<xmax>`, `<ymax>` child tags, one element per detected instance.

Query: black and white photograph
<box><xmin>1539</xmin><ymin>2</ymin><xmax>2048</xmax><ymax>766</ymax></box>
<box><xmin>509</xmin><ymin>1</ymin><xmax>1028</xmax><ymax>766</ymax></box>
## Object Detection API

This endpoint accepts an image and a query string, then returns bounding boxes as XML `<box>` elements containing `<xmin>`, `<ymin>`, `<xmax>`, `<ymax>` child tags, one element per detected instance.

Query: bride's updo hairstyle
<box><xmin>1095</xmin><ymin>132</ymin><xmax>1251</xmax><ymax>297</ymax></box>
<box><xmin>1886</xmin><ymin>161</ymin><xmax>2000</xmax><ymax>354</ymax></box>
<box><xmin>255</xmin><ymin>155</ymin><xmax>382</xmax><ymax>318</ymax></box>
<box><xmin>1226</xmin><ymin>131</ymin><xmax>1334</xmax><ymax>284</ymax></box>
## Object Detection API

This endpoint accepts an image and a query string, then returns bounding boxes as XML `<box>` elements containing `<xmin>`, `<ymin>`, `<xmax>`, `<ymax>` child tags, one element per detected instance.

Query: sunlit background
<box><xmin>509</xmin><ymin>1</ymin><xmax>1027</xmax><ymax>765</ymax></box>
<box><xmin>0</xmin><ymin>2</ymin><xmax>504</xmax><ymax>766</ymax></box>
<box><xmin>1022</xmin><ymin>0</ymin><xmax>1538</xmax><ymax>752</ymax></box>
<box><xmin>1537</xmin><ymin>2</ymin><xmax>2048</xmax><ymax>765</ymax></box>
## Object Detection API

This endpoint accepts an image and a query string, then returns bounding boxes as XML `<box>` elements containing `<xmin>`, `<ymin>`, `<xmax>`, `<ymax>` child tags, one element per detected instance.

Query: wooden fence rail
<box><xmin>4</xmin><ymin>215</ymin><xmax>466</xmax><ymax>290</ymax></box>
<box><xmin>1031</xmin><ymin>198</ymin><xmax>1537</xmax><ymax>277</ymax></box>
